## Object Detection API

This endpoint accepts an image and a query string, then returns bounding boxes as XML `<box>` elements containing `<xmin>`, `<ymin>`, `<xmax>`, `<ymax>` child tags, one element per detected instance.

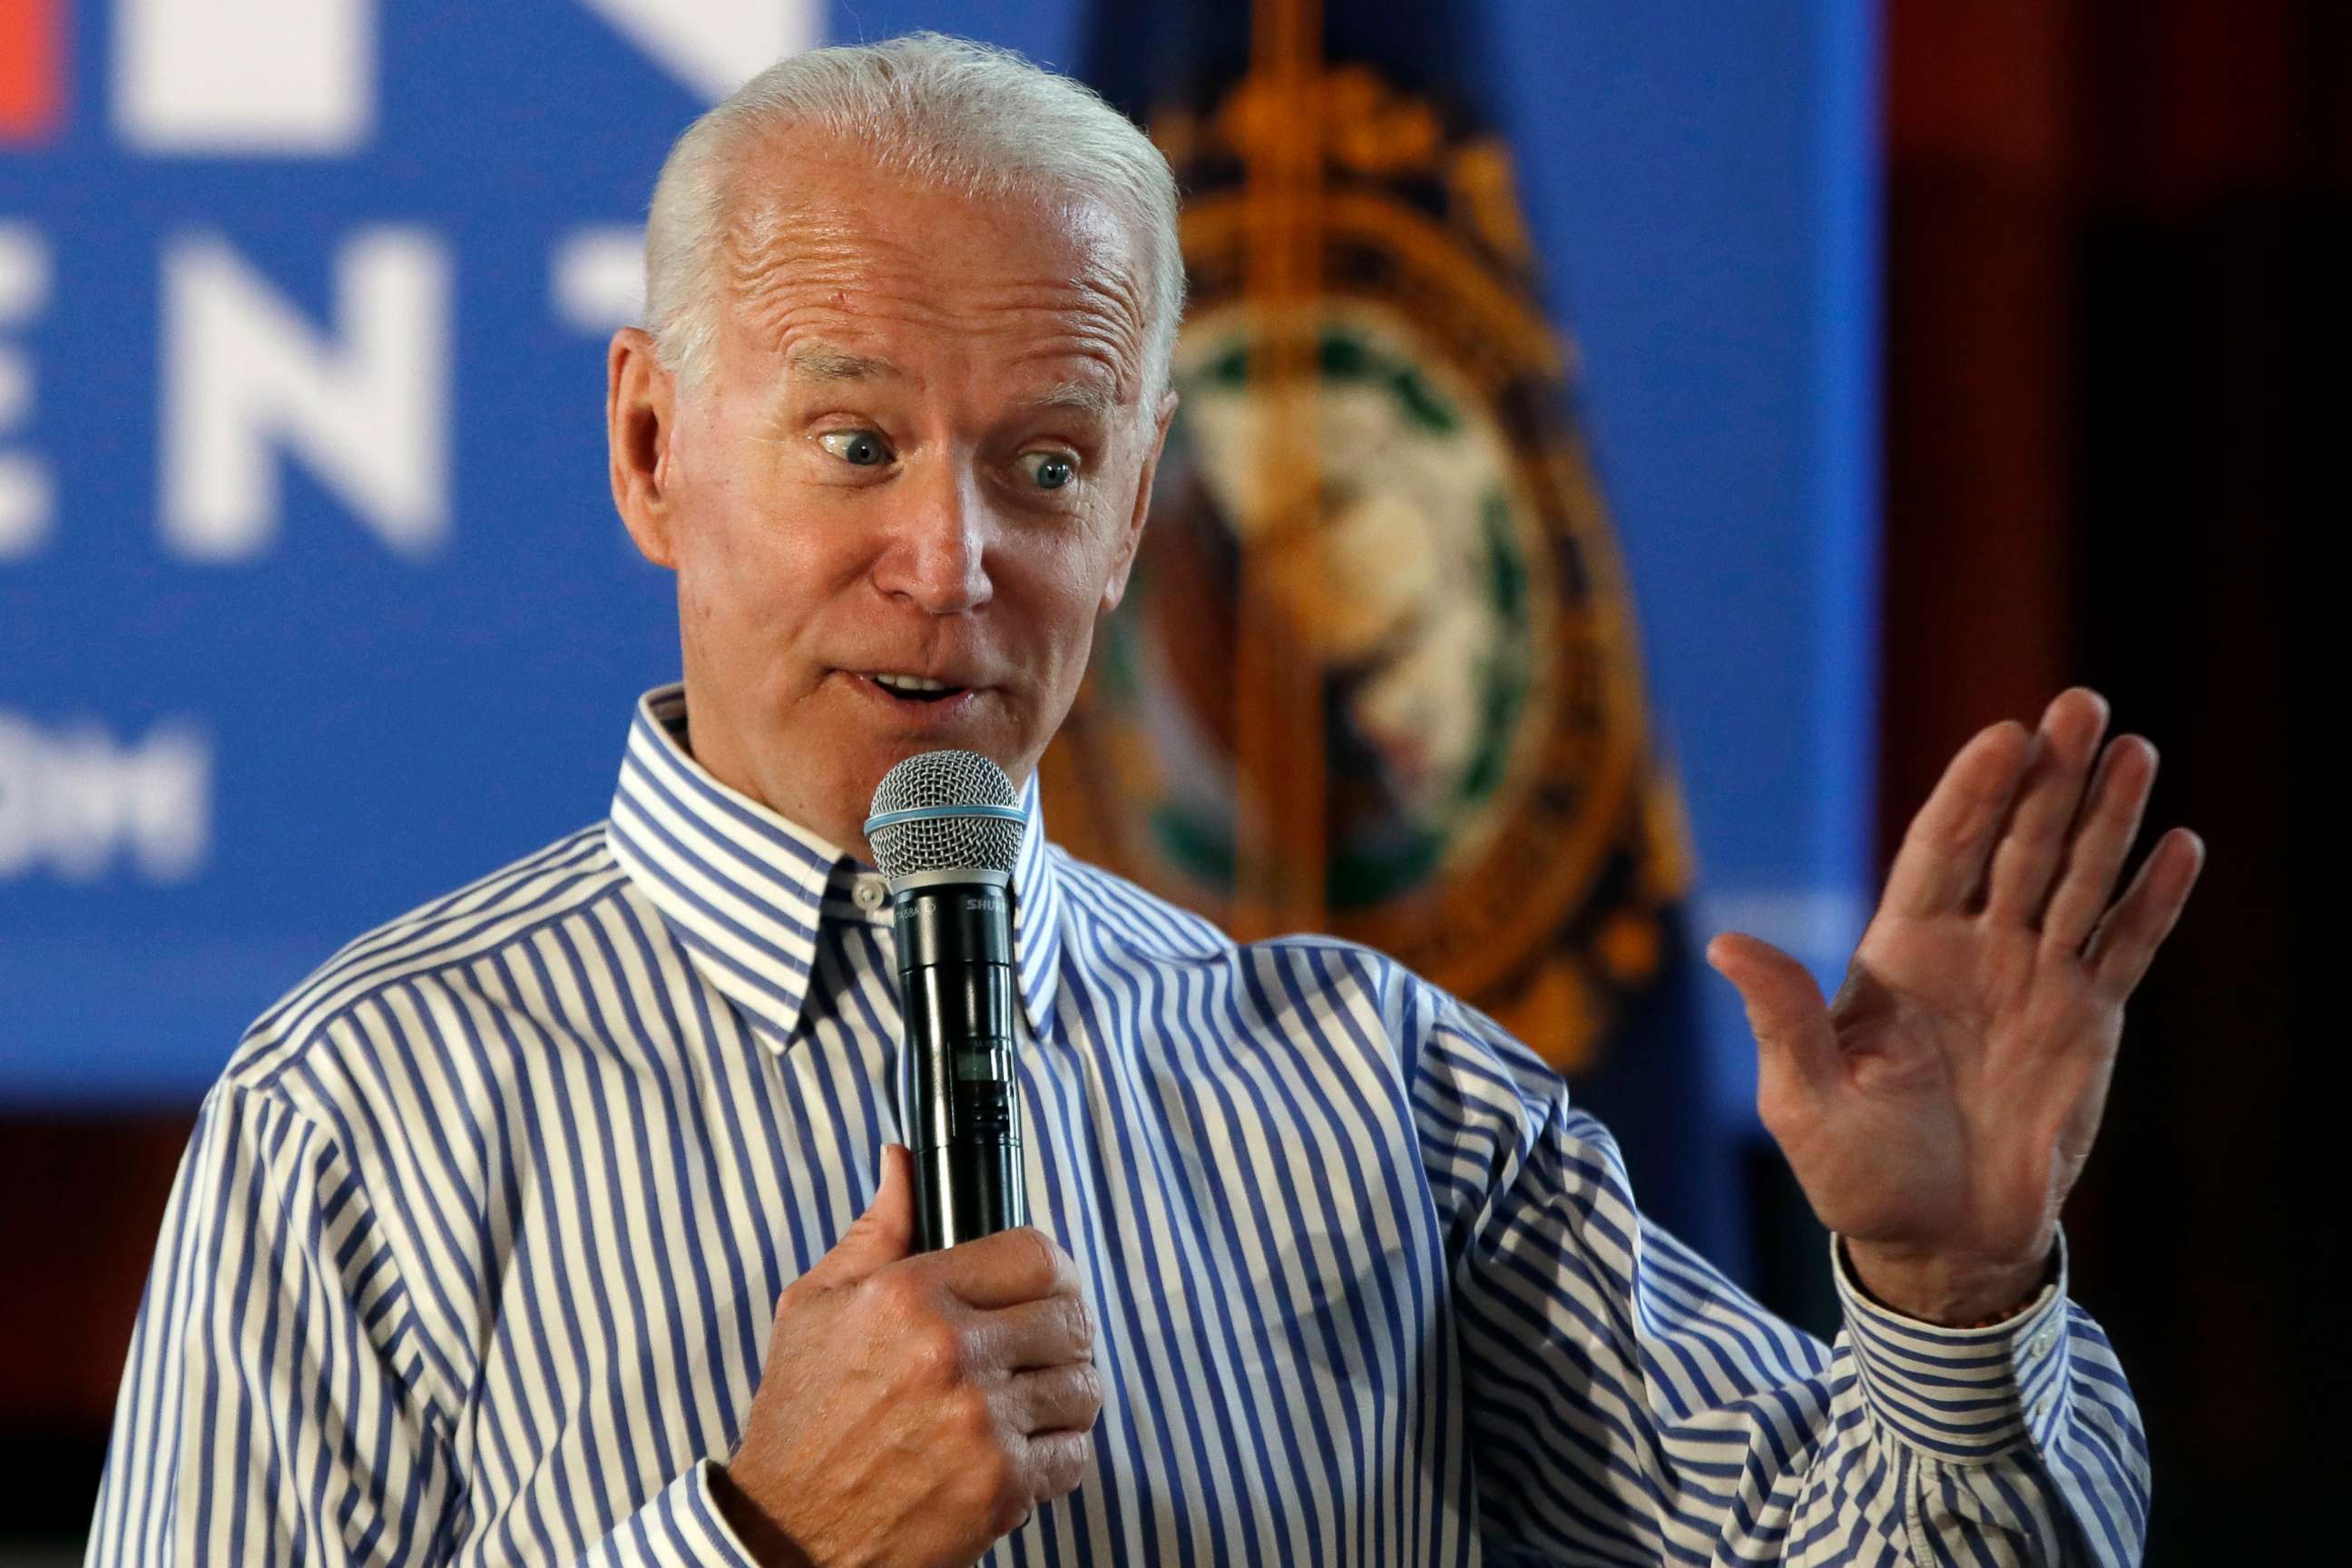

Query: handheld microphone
<box><xmin>864</xmin><ymin>750</ymin><xmax>1029</xmax><ymax>1253</ymax></box>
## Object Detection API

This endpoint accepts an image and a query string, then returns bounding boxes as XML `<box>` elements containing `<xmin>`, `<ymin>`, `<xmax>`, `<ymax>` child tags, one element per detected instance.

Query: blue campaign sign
<box><xmin>0</xmin><ymin>0</ymin><xmax>1875</xmax><ymax>1111</ymax></box>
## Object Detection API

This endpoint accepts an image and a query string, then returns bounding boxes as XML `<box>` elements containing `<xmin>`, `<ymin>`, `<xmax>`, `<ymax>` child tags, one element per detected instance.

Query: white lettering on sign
<box><xmin>0</xmin><ymin>713</ymin><xmax>212</xmax><ymax>884</ymax></box>
<box><xmin>0</xmin><ymin>225</ymin><xmax>44</xmax><ymax>324</ymax></box>
<box><xmin>114</xmin><ymin>0</ymin><xmax>376</xmax><ymax>155</ymax></box>
<box><xmin>572</xmin><ymin>0</ymin><xmax>818</xmax><ymax>103</ymax></box>
<box><xmin>0</xmin><ymin>222</ymin><xmax>51</xmax><ymax>563</ymax></box>
<box><xmin>162</xmin><ymin>229</ymin><xmax>452</xmax><ymax>563</ymax></box>
<box><xmin>551</xmin><ymin>226</ymin><xmax>647</xmax><ymax>334</ymax></box>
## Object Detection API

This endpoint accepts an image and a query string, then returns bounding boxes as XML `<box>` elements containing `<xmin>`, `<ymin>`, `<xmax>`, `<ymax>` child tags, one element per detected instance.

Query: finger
<box><xmin>1880</xmin><ymin>720</ymin><xmax>2034</xmax><ymax>918</ymax></box>
<box><xmin>2041</xmin><ymin>736</ymin><xmax>2157</xmax><ymax>953</ymax></box>
<box><xmin>805</xmin><ymin>1143</ymin><xmax>915</xmax><ymax>1289</ymax></box>
<box><xmin>929</xmin><ymin>1225</ymin><xmax>1082</xmax><ymax>1311</ymax></box>
<box><xmin>2086</xmin><ymin>828</ymin><xmax>2205</xmax><ymax>995</ymax></box>
<box><xmin>1024</xmin><ymin>1428</ymin><xmax>1094</xmax><ymax>1507</ymax></box>
<box><xmin>1005</xmin><ymin>1359</ymin><xmax>1103</xmax><ymax>1436</ymax></box>
<box><xmin>1707</xmin><ymin>932</ymin><xmax>1840</xmax><ymax>1105</ymax></box>
<box><xmin>980</xmin><ymin>1292</ymin><xmax>1096</xmax><ymax>1371</ymax></box>
<box><xmin>1985</xmin><ymin>689</ymin><xmax>2112</xmax><ymax>926</ymax></box>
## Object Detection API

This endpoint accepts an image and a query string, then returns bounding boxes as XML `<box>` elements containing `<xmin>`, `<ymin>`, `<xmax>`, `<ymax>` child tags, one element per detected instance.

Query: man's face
<box><xmin>608</xmin><ymin>139</ymin><xmax>1173</xmax><ymax>857</ymax></box>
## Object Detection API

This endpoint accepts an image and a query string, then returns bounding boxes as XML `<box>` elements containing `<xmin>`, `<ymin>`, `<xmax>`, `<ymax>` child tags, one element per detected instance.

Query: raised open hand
<box><xmin>1708</xmin><ymin>689</ymin><xmax>2204</xmax><ymax>1324</ymax></box>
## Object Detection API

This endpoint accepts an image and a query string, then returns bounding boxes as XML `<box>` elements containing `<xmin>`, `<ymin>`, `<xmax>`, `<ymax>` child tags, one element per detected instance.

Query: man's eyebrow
<box><xmin>1025</xmin><ymin>380</ymin><xmax>1118</xmax><ymax>419</ymax></box>
<box><xmin>785</xmin><ymin>343</ymin><xmax>906</xmax><ymax>381</ymax></box>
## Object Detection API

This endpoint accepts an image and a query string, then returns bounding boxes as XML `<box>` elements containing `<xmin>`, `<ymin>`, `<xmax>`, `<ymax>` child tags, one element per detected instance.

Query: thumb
<box><xmin>814</xmin><ymin>1143</ymin><xmax>916</xmax><ymax>1287</ymax></box>
<box><xmin>1705</xmin><ymin>932</ymin><xmax>1840</xmax><ymax>1096</ymax></box>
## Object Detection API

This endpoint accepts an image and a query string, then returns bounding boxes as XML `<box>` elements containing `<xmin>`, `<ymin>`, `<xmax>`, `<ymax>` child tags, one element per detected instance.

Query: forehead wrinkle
<box><xmin>718</xmin><ymin>197</ymin><xmax>1152</xmax><ymax>398</ymax></box>
<box><xmin>965</xmin><ymin>277</ymin><xmax>1142</xmax><ymax>334</ymax></box>
<box><xmin>714</xmin><ymin>134</ymin><xmax>1155</xmax><ymax>344</ymax></box>
<box><xmin>752</xmin><ymin>275</ymin><xmax>1142</xmax><ymax>356</ymax></box>
<box><xmin>754</xmin><ymin>299</ymin><xmax>1144</xmax><ymax>407</ymax></box>
<box><xmin>965</xmin><ymin>285</ymin><xmax>1146</xmax><ymax>401</ymax></box>
<box><xmin>720</xmin><ymin>189</ymin><xmax>929</xmax><ymax>342</ymax></box>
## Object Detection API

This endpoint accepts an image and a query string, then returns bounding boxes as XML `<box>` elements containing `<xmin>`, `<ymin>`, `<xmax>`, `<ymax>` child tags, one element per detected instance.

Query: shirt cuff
<box><xmin>578</xmin><ymin>1461</ymin><xmax>767</xmax><ymax>1565</ymax></box>
<box><xmin>1830</xmin><ymin>1230</ymin><xmax>2075</xmax><ymax>1464</ymax></box>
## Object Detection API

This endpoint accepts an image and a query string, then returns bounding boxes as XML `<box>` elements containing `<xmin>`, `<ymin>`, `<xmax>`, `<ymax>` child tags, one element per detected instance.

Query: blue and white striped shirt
<box><xmin>90</xmin><ymin>685</ymin><xmax>2151</xmax><ymax>1565</ymax></box>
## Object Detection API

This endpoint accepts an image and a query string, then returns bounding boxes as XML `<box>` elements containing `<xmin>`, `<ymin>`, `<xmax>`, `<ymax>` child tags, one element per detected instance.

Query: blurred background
<box><xmin>0</xmin><ymin>0</ymin><xmax>2327</xmax><ymax>1561</ymax></box>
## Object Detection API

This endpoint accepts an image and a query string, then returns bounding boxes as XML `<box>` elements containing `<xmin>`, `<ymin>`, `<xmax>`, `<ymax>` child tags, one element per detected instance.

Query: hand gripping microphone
<box><xmin>864</xmin><ymin>750</ymin><xmax>1029</xmax><ymax>1253</ymax></box>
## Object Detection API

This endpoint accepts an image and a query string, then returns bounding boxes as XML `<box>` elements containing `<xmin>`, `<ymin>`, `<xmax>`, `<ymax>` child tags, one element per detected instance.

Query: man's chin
<box><xmin>720</xmin><ymin>686</ymin><xmax>1041</xmax><ymax>855</ymax></box>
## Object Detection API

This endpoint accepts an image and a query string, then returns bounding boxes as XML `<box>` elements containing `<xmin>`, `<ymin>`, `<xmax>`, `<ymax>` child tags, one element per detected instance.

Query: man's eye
<box><xmin>1019</xmin><ymin>452</ymin><xmax>1077</xmax><ymax>491</ymax></box>
<box><xmin>818</xmin><ymin>430</ymin><xmax>891</xmax><ymax>467</ymax></box>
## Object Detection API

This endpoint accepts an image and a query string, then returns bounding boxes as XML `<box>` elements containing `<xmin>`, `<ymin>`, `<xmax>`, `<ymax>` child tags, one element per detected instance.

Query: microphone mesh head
<box><xmin>867</xmin><ymin>750</ymin><xmax>1024</xmax><ymax>878</ymax></box>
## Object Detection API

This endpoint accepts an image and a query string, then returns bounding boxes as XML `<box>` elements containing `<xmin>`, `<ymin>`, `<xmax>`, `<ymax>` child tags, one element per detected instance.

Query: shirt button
<box><xmin>853</xmin><ymin>875</ymin><xmax>888</xmax><ymax>913</ymax></box>
<box><xmin>2027</xmin><ymin>1328</ymin><xmax>2057</xmax><ymax>1359</ymax></box>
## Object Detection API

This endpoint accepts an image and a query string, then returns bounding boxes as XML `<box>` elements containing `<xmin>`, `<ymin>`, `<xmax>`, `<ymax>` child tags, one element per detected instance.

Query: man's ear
<box><xmin>609</xmin><ymin>328</ymin><xmax>681</xmax><ymax>569</ymax></box>
<box><xmin>1101</xmin><ymin>387</ymin><xmax>1180</xmax><ymax>616</ymax></box>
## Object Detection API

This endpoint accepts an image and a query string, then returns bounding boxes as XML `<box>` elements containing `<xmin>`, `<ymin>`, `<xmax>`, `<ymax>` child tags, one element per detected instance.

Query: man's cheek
<box><xmin>1024</xmin><ymin>525</ymin><xmax>1112</xmax><ymax>599</ymax></box>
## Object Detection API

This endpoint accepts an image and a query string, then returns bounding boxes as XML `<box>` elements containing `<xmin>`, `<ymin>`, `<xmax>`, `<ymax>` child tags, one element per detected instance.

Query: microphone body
<box><xmin>889</xmin><ymin>867</ymin><xmax>1026</xmax><ymax>1252</ymax></box>
<box><xmin>866</xmin><ymin>750</ymin><xmax>1033</xmax><ymax>1254</ymax></box>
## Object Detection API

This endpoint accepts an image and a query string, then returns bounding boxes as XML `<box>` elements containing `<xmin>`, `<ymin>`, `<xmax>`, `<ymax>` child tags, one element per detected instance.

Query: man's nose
<box><xmin>874</xmin><ymin>460</ymin><xmax>993</xmax><ymax>614</ymax></box>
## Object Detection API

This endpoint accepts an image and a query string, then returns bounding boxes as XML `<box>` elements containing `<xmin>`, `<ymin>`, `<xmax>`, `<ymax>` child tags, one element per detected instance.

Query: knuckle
<box><xmin>908</xmin><ymin>1318</ymin><xmax>967</xmax><ymax>1388</ymax></box>
<box><xmin>1014</xmin><ymin>1226</ymin><xmax>1063</xmax><ymax>1289</ymax></box>
<box><xmin>947</xmin><ymin>1380</ymin><xmax>995</xmax><ymax>1441</ymax></box>
<box><xmin>1055</xmin><ymin>1295</ymin><xmax>1096</xmax><ymax>1354</ymax></box>
<box><xmin>1065</xmin><ymin>1362</ymin><xmax>1105</xmax><ymax>1425</ymax></box>
<box><xmin>1037</xmin><ymin>1430</ymin><xmax>1094</xmax><ymax>1502</ymax></box>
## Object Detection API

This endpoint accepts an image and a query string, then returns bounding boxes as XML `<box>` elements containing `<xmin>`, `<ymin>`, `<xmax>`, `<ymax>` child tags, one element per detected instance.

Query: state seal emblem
<box><xmin>1041</xmin><ymin>64</ymin><xmax>1690</xmax><ymax>1070</ymax></box>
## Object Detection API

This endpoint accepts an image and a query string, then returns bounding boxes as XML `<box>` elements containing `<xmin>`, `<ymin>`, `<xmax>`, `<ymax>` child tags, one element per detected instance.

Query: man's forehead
<box><xmin>721</xmin><ymin>137</ymin><xmax>1151</xmax><ymax>396</ymax></box>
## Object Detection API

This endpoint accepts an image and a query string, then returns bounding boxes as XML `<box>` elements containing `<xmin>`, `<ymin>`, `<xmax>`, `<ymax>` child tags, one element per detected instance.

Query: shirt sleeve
<box><xmin>1412</xmin><ymin>998</ymin><xmax>2151</xmax><ymax>1565</ymax></box>
<box><xmin>84</xmin><ymin>1083</ymin><xmax>767</xmax><ymax>1567</ymax></box>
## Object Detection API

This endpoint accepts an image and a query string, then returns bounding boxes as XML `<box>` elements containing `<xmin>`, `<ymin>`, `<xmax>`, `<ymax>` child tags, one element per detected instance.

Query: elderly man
<box><xmin>90</xmin><ymin>33</ymin><xmax>2193</xmax><ymax>1568</ymax></box>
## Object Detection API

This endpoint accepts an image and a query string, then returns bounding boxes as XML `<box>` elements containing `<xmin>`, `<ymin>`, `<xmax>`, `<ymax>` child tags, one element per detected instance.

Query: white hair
<box><xmin>643</xmin><ymin>32</ymin><xmax>1184</xmax><ymax>402</ymax></box>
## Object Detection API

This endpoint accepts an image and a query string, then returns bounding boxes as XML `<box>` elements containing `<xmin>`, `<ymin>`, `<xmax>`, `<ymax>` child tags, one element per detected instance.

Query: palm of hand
<box><xmin>1710</xmin><ymin>690</ymin><xmax>2203</xmax><ymax>1317</ymax></box>
<box><xmin>1781</xmin><ymin>912</ymin><xmax>2116</xmax><ymax>1264</ymax></box>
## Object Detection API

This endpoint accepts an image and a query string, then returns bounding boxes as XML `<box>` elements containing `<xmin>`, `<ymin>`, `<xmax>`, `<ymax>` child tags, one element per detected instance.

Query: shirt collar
<box><xmin>606</xmin><ymin>684</ymin><xmax>1063</xmax><ymax>1050</ymax></box>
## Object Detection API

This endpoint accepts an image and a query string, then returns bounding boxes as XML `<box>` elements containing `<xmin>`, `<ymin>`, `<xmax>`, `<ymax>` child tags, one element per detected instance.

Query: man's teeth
<box><xmin>874</xmin><ymin>673</ymin><xmax>954</xmax><ymax>693</ymax></box>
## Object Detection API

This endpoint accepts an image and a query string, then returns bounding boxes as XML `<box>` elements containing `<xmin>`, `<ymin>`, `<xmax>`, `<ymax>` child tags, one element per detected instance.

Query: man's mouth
<box><xmin>860</xmin><ymin>671</ymin><xmax>972</xmax><ymax>705</ymax></box>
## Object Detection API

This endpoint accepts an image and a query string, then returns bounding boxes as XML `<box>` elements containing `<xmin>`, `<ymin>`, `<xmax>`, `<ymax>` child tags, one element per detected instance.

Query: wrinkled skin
<box><xmin>708</xmin><ymin>1147</ymin><xmax>1097</xmax><ymax>1568</ymax></box>
<box><xmin>608</xmin><ymin>132</ymin><xmax>1174</xmax><ymax>861</ymax></box>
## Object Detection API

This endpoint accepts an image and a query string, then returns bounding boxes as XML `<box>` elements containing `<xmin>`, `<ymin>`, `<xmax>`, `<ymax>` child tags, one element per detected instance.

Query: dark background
<box><xmin>1877</xmin><ymin>0</ymin><xmax>2329</xmax><ymax>1553</ymax></box>
<box><xmin>2</xmin><ymin>0</ymin><xmax>2330</xmax><ymax>1557</ymax></box>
